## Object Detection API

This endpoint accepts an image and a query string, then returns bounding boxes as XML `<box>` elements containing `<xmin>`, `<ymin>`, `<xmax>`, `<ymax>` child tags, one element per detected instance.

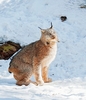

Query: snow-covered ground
<box><xmin>0</xmin><ymin>0</ymin><xmax>86</xmax><ymax>99</ymax></box>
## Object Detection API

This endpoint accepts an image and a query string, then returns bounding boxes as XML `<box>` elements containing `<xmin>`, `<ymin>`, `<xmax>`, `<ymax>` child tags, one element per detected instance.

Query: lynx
<box><xmin>8</xmin><ymin>23</ymin><xmax>59</xmax><ymax>86</ymax></box>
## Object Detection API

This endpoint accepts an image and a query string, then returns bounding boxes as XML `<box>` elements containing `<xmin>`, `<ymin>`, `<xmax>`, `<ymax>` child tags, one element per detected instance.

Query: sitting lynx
<box><xmin>8</xmin><ymin>23</ymin><xmax>59</xmax><ymax>86</ymax></box>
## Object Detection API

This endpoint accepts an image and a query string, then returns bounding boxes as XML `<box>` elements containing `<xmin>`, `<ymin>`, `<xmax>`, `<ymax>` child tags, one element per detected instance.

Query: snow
<box><xmin>0</xmin><ymin>0</ymin><xmax>86</xmax><ymax>99</ymax></box>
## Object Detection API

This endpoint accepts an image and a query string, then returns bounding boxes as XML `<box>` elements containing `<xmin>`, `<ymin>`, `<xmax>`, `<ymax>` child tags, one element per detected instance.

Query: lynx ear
<box><xmin>50</xmin><ymin>22</ymin><xmax>53</xmax><ymax>29</ymax></box>
<box><xmin>38</xmin><ymin>27</ymin><xmax>45</xmax><ymax>33</ymax></box>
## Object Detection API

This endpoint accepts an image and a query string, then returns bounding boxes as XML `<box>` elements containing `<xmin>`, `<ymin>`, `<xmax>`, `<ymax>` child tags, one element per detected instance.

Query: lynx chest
<box><xmin>42</xmin><ymin>43</ymin><xmax>57</xmax><ymax>67</ymax></box>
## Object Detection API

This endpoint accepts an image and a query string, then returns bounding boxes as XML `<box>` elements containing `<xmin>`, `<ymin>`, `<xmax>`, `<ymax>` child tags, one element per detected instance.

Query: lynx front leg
<box><xmin>42</xmin><ymin>66</ymin><xmax>52</xmax><ymax>83</ymax></box>
<box><xmin>34</xmin><ymin>66</ymin><xmax>44</xmax><ymax>86</ymax></box>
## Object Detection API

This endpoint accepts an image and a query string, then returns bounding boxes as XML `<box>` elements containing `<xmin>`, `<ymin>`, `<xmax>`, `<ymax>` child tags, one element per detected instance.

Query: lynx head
<box><xmin>39</xmin><ymin>23</ymin><xmax>59</xmax><ymax>46</ymax></box>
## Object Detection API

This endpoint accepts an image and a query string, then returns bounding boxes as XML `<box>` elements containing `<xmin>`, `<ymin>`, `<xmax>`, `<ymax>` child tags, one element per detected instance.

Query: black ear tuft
<box><xmin>50</xmin><ymin>22</ymin><xmax>53</xmax><ymax>29</ymax></box>
<box><xmin>38</xmin><ymin>27</ymin><xmax>42</xmax><ymax>30</ymax></box>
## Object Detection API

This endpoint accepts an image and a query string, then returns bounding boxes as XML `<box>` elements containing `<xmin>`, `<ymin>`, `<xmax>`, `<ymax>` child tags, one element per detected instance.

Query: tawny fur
<box><xmin>8</xmin><ymin>24</ymin><xmax>59</xmax><ymax>86</ymax></box>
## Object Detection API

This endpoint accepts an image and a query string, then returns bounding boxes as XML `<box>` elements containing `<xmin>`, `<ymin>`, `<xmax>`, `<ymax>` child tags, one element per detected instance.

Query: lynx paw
<box><xmin>44</xmin><ymin>78</ymin><xmax>52</xmax><ymax>83</ymax></box>
<box><xmin>16</xmin><ymin>80</ymin><xmax>30</xmax><ymax>86</ymax></box>
<box><xmin>36</xmin><ymin>80</ymin><xmax>44</xmax><ymax>86</ymax></box>
<box><xmin>48</xmin><ymin>78</ymin><xmax>52</xmax><ymax>82</ymax></box>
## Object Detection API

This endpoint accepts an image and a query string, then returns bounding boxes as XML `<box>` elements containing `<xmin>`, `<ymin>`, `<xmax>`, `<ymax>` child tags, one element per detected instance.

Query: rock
<box><xmin>60</xmin><ymin>16</ymin><xmax>67</xmax><ymax>22</ymax></box>
<box><xmin>80</xmin><ymin>4</ymin><xmax>86</xmax><ymax>8</ymax></box>
<box><xmin>0</xmin><ymin>41</ymin><xmax>21</xmax><ymax>60</ymax></box>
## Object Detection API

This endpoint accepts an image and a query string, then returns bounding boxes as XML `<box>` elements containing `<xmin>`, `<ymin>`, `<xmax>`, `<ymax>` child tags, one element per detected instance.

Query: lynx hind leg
<box><xmin>9</xmin><ymin>62</ymin><xmax>33</xmax><ymax>86</ymax></box>
<box><xmin>13</xmin><ymin>67</ymin><xmax>33</xmax><ymax>86</ymax></box>
<box><xmin>42</xmin><ymin>66</ymin><xmax>52</xmax><ymax>83</ymax></box>
<box><xmin>14</xmin><ymin>73</ymin><xmax>32</xmax><ymax>86</ymax></box>
<box><xmin>34</xmin><ymin>66</ymin><xmax>44</xmax><ymax>86</ymax></box>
